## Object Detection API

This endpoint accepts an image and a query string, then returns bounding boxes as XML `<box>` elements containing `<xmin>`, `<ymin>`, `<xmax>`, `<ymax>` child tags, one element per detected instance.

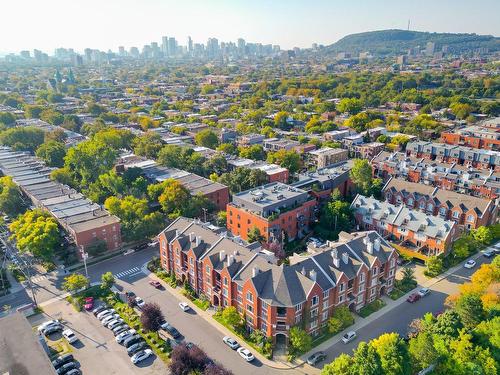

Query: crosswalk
<box><xmin>31</xmin><ymin>275</ymin><xmax>48</xmax><ymax>283</ymax></box>
<box><xmin>115</xmin><ymin>267</ymin><xmax>142</xmax><ymax>279</ymax></box>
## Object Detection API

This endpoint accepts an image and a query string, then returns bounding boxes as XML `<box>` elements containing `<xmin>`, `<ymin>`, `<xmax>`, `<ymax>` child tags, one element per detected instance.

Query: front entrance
<box><xmin>274</xmin><ymin>333</ymin><xmax>287</xmax><ymax>361</ymax></box>
<box><xmin>213</xmin><ymin>295</ymin><xmax>220</xmax><ymax>307</ymax></box>
<box><xmin>380</xmin><ymin>285</ymin><xmax>386</xmax><ymax>296</ymax></box>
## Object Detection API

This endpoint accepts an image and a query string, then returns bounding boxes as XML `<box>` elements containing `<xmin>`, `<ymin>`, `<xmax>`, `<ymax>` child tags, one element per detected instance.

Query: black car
<box><xmin>56</xmin><ymin>362</ymin><xmax>77</xmax><ymax>375</ymax></box>
<box><xmin>92</xmin><ymin>305</ymin><xmax>107</xmax><ymax>316</ymax></box>
<box><xmin>52</xmin><ymin>354</ymin><xmax>74</xmax><ymax>369</ymax></box>
<box><xmin>134</xmin><ymin>243</ymin><xmax>148</xmax><ymax>251</ymax></box>
<box><xmin>127</xmin><ymin>341</ymin><xmax>149</xmax><ymax>356</ymax></box>
<box><xmin>162</xmin><ymin>323</ymin><xmax>181</xmax><ymax>339</ymax></box>
<box><xmin>124</xmin><ymin>335</ymin><xmax>143</xmax><ymax>348</ymax></box>
<box><xmin>65</xmin><ymin>369</ymin><xmax>82</xmax><ymax>375</ymax></box>
<box><xmin>44</xmin><ymin>324</ymin><xmax>63</xmax><ymax>336</ymax></box>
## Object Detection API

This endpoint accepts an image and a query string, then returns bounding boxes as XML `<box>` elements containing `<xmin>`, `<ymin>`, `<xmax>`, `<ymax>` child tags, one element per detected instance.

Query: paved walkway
<box><xmin>141</xmin><ymin>263</ymin><xmax>311</xmax><ymax>372</ymax></box>
<box><xmin>299</xmin><ymin>251</ymin><xmax>486</xmax><ymax>361</ymax></box>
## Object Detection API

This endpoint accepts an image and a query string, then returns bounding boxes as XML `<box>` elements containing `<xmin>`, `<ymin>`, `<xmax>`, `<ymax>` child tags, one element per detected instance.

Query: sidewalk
<box><xmin>141</xmin><ymin>263</ymin><xmax>310</xmax><ymax>372</ymax></box>
<box><xmin>300</xmin><ymin>251</ymin><xmax>485</xmax><ymax>361</ymax></box>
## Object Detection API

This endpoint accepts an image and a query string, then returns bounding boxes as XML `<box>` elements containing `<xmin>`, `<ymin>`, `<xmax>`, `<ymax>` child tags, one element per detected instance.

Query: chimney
<box><xmin>234</xmin><ymin>250</ymin><xmax>239</xmax><ymax>256</ymax></box>
<box><xmin>374</xmin><ymin>238</ymin><xmax>381</xmax><ymax>251</ymax></box>
<box><xmin>219</xmin><ymin>250</ymin><xmax>226</xmax><ymax>262</ymax></box>
<box><xmin>332</xmin><ymin>249</ymin><xmax>340</xmax><ymax>268</ymax></box>
<box><xmin>342</xmin><ymin>252</ymin><xmax>349</xmax><ymax>265</ymax></box>
<box><xmin>301</xmin><ymin>267</ymin><xmax>306</xmax><ymax>275</ymax></box>
<box><xmin>175</xmin><ymin>229</ymin><xmax>180</xmax><ymax>237</ymax></box>
<box><xmin>195</xmin><ymin>236</ymin><xmax>201</xmax><ymax>246</ymax></box>
<box><xmin>310</xmin><ymin>269</ymin><xmax>317</xmax><ymax>281</ymax></box>
<box><xmin>227</xmin><ymin>255</ymin><xmax>234</xmax><ymax>267</ymax></box>
<box><xmin>367</xmin><ymin>240</ymin><xmax>374</xmax><ymax>254</ymax></box>
<box><xmin>363</xmin><ymin>237</ymin><xmax>369</xmax><ymax>246</ymax></box>
<box><xmin>252</xmin><ymin>267</ymin><xmax>260</xmax><ymax>277</ymax></box>
<box><xmin>189</xmin><ymin>232</ymin><xmax>195</xmax><ymax>242</ymax></box>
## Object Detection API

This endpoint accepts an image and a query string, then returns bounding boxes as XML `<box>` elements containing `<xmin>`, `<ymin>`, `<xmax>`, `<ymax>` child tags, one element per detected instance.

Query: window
<box><xmin>427</xmin><ymin>203</ymin><xmax>433</xmax><ymax>211</ymax></box>
<box><xmin>261</xmin><ymin>322</ymin><xmax>267</xmax><ymax>332</ymax></box>
<box><xmin>359</xmin><ymin>272</ymin><xmax>365</xmax><ymax>283</ymax></box>
<box><xmin>237</xmin><ymin>295</ymin><xmax>242</xmax><ymax>303</ymax></box>
<box><xmin>419</xmin><ymin>201</ymin><xmax>425</xmax><ymax>209</ymax></box>
<box><xmin>389</xmin><ymin>269</ymin><xmax>395</xmax><ymax>277</ymax></box>
<box><xmin>453</xmin><ymin>211</ymin><xmax>460</xmax><ymax>218</ymax></box>
<box><xmin>310</xmin><ymin>320</ymin><xmax>318</xmax><ymax>329</ymax></box>
<box><xmin>338</xmin><ymin>295</ymin><xmax>344</xmax><ymax>303</ymax></box>
<box><xmin>190</xmin><ymin>258</ymin><xmax>194</xmax><ymax>265</ymax></box>
<box><xmin>467</xmin><ymin>215</ymin><xmax>475</xmax><ymax>223</ymax></box>
<box><xmin>246</xmin><ymin>292</ymin><xmax>253</xmax><ymax>303</ymax></box>
<box><xmin>206</xmin><ymin>265</ymin><xmax>210</xmax><ymax>274</ymax></box>
<box><xmin>222</xmin><ymin>288</ymin><xmax>228</xmax><ymax>297</ymax></box>
<box><xmin>391</xmin><ymin>258</ymin><xmax>396</xmax><ymax>268</ymax></box>
<box><xmin>358</xmin><ymin>284</ymin><xmax>364</xmax><ymax>293</ymax></box>
<box><xmin>295</xmin><ymin>314</ymin><xmax>302</xmax><ymax>324</ymax></box>
<box><xmin>295</xmin><ymin>303</ymin><xmax>303</xmax><ymax>313</ymax></box>
<box><xmin>322</xmin><ymin>311</ymin><xmax>328</xmax><ymax>321</ymax></box>
<box><xmin>357</xmin><ymin>294</ymin><xmax>364</xmax><ymax>304</ymax></box>
<box><xmin>310</xmin><ymin>308</ymin><xmax>318</xmax><ymax>319</ymax></box>
<box><xmin>323</xmin><ymin>290</ymin><xmax>330</xmax><ymax>299</ymax></box>
<box><xmin>370</xmin><ymin>288</ymin><xmax>376</xmax><ymax>296</ymax></box>
<box><xmin>323</xmin><ymin>300</ymin><xmax>328</xmax><ymax>310</ymax></box>
<box><xmin>371</xmin><ymin>278</ymin><xmax>378</xmax><ymax>287</ymax></box>
<box><xmin>439</xmin><ymin>207</ymin><xmax>447</xmax><ymax>216</ymax></box>
<box><xmin>339</xmin><ymin>283</ymin><xmax>345</xmax><ymax>292</ymax></box>
<box><xmin>223</xmin><ymin>277</ymin><xmax>228</xmax><ymax>286</ymax></box>
<box><xmin>247</xmin><ymin>305</ymin><xmax>253</xmax><ymax>313</ymax></box>
<box><xmin>372</xmin><ymin>267</ymin><xmax>378</xmax><ymax>276</ymax></box>
<box><xmin>237</xmin><ymin>285</ymin><xmax>243</xmax><ymax>293</ymax></box>
<box><xmin>311</xmin><ymin>295</ymin><xmax>319</xmax><ymax>307</ymax></box>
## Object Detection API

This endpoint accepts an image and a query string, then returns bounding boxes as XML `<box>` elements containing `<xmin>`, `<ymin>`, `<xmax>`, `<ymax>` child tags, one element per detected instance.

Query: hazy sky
<box><xmin>2</xmin><ymin>0</ymin><xmax>499</xmax><ymax>54</ymax></box>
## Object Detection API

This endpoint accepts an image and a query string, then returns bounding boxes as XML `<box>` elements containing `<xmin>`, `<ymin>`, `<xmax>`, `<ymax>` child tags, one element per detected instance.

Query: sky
<box><xmin>2</xmin><ymin>0</ymin><xmax>499</xmax><ymax>54</ymax></box>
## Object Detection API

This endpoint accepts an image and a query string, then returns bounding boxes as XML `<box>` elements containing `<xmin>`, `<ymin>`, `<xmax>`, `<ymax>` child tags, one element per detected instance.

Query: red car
<box><xmin>84</xmin><ymin>297</ymin><xmax>94</xmax><ymax>310</ymax></box>
<box><xmin>406</xmin><ymin>293</ymin><xmax>421</xmax><ymax>303</ymax></box>
<box><xmin>149</xmin><ymin>280</ymin><xmax>162</xmax><ymax>289</ymax></box>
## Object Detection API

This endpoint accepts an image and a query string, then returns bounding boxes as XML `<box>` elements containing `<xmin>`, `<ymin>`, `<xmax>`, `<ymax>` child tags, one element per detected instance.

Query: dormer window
<box><xmin>427</xmin><ymin>203</ymin><xmax>433</xmax><ymax>211</ymax></box>
<box><xmin>467</xmin><ymin>215</ymin><xmax>475</xmax><ymax>223</ymax></box>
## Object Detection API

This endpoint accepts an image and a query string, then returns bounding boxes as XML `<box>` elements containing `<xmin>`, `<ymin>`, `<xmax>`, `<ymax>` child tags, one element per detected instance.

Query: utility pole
<box><xmin>79</xmin><ymin>246</ymin><xmax>89</xmax><ymax>279</ymax></box>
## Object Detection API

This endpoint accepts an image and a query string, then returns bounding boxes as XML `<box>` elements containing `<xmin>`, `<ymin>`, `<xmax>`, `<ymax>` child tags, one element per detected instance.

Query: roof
<box><xmin>0</xmin><ymin>313</ymin><xmax>56</xmax><ymax>375</ymax></box>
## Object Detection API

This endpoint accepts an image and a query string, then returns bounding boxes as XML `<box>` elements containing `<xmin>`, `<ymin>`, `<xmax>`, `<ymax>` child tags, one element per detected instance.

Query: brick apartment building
<box><xmin>293</xmin><ymin>161</ymin><xmax>354</xmax><ymax>202</ymax></box>
<box><xmin>227</xmin><ymin>157</ymin><xmax>289</xmax><ymax>184</ymax></box>
<box><xmin>0</xmin><ymin>148</ymin><xmax>122</xmax><ymax>256</ymax></box>
<box><xmin>406</xmin><ymin>141</ymin><xmax>500</xmax><ymax>171</ymax></box>
<box><xmin>158</xmin><ymin>218</ymin><xmax>398</xmax><ymax>344</ymax></box>
<box><xmin>381</xmin><ymin>177</ymin><xmax>498</xmax><ymax>231</ymax></box>
<box><xmin>351</xmin><ymin>194</ymin><xmax>458</xmax><ymax>256</ymax></box>
<box><xmin>352</xmin><ymin>142</ymin><xmax>385</xmax><ymax>160</ymax></box>
<box><xmin>226</xmin><ymin>182</ymin><xmax>316</xmax><ymax>246</ymax></box>
<box><xmin>306</xmin><ymin>147</ymin><xmax>348</xmax><ymax>169</ymax></box>
<box><xmin>372</xmin><ymin>151</ymin><xmax>500</xmax><ymax>199</ymax></box>
<box><xmin>441</xmin><ymin>121</ymin><xmax>500</xmax><ymax>151</ymax></box>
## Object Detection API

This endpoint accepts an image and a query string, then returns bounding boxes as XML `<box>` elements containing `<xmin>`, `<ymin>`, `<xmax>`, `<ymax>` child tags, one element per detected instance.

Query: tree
<box><xmin>452</xmin><ymin>236</ymin><xmax>476</xmax><ymax>259</ymax></box>
<box><xmin>221</xmin><ymin>306</ymin><xmax>241</xmax><ymax>328</ymax></box>
<box><xmin>425</xmin><ymin>256</ymin><xmax>443</xmax><ymax>277</ymax></box>
<box><xmin>337</xmin><ymin>98</ymin><xmax>363</xmax><ymax>115</ymax></box>
<box><xmin>322</xmin><ymin>354</ymin><xmax>353</xmax><ymax>375</ymax></box>
<box><xmin>352</xmin><ymin>342</ymin><xmax>383</xmax><ymax>375</ymax></box>
<box><xmin>455</xmin><ymin>293</ymin><xmax>485</xmax><ymax>330</ymax></box>
<box><xmin>267</xmin><ymin>149</ymin><xmax>301</xmax><ymax>174</ymax></box>
<box><xmin>471</xmin><ymin>226</ymin><xmax>492</xmax><ymax>246</ymax></box>
<box><xmin>155</xmin><ymin>179</ymin><xmax>191</xmax><ymax>219</ymax></box>
<box><xmin>350</xmin><ymin>159</ymin><xmax>373</xmax><ymax>195</ymax></box>
<box><xmin>0</xmin><ymin>112</ymin><xmax>16</xmax><ymax>126</ymax></box>
<box><xmin>63</xmin><ymin>274</ymin><xmax>89</xmax><ymax>293</ymax></box>
<box><xmin>216</xmin><ymin>211</ymin><xmax>227</xmax><ymax>227</ymax></box>
<box><xmin>431</xmin><ymin>310</ymin><xmax>463</xmax><ymax>340</ymax></box>
<box><xmin>0</xmin><ymin>126</ymin><xmax>45</xmax><ymax>152</ymax></box>
<box><xmin>216</xmin><ymin>168</ymin><xmax>268</xmax><ymax>194</ymax></box>
<box><xmin>370</xmin><ymin>333</ymin><xmax>411</xmax><ymax>375</ymax></box>
<box><xmin>238</xmin><ymin>144</ymin><xmax>266</xmax><ymax>161</ymax></box>
<box><xmin>400</xmin><ymin>267</ymin><xmax>416</xmax><ymax>289</ymax></box>
<box><xmin>320</xmin><ymin>198</ymin><xmax>354</xmax><ymax>235</ymax></box>
<box><xmin>93</xmin><ymin>128</ymin><xmax>135</xmax><ymax>150</ymax></box>
<box><xmin>216</xmin><ymin>143</ymin><xmax>237</xmax><ymax>155</ymax></box>
<box><xmin>101</xmin><ymin>272</ymin><xmax>114</xmax><ymax>290</ymax></box>
<box><xmin>328</xmin><ymin>306</ymin><xmax>354</xmax><ymax>334</ymax></box>
<box><xmin>0</xmin><ymin>176</ymin><xmax>25</xmax><ymax>217</ymax></box>
<box><xmin>247</xmin><ymin>226</ymin><xmax>265</xmax><ymax>244</ymax></box>
<box><xmin>408</xmin><ymin>331</ymin><xmax>439</xmax><ymax>371</ymax></box>
<box><xmin>203</xmin><ymin>363</ymin><xmax>233</xmax><ymax>375</ymax></box>
<box><xmin>140</xmin><ymin>303</ymin><xmax>164</xmax><ymax>332</ymax></box>
<box><xmin>9</xmin><ymin>209</ymin><xmax>61</xmax><ymax>260</ymax></box>
<box><xmin>289</xmin><ymin>326</ymin><xmax>312</xmax><ymax>354</ymax></box>
<box><xmin>195</xmin><ymin>129</ymin><xmax>219</xmax><ymax>149</ymax></box>
<box><xmin>35</xmin><ymin>140</ymin><xmax>66</xmax><ymax>167</ymax></box>
<box><xmin>169</xmin><ymin>344</ymin><xmax>208</xmax><ymax>375</ymax></box>
<box><xmin>274</xmin><ymin>111</ymin><xmax>289</xmax><ymax>129</ymax></box>
<box><xmin>40</xmin><ymin>109</ymin><xmax>64</xmax><ymax>125</ymax></box>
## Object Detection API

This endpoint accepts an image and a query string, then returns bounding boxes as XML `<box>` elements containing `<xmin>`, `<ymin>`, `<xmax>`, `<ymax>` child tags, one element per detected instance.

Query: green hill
<box><xmin>325</xmin><ymin>29</ymin><xmax>500</xmax><ymax>56</ymax></box>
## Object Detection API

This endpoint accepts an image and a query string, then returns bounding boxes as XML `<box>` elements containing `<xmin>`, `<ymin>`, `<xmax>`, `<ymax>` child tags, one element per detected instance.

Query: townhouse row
<box><xmin>158</xmin><ymin>217</ymin><xmax>398</xmax><ymax>344</ymax></box>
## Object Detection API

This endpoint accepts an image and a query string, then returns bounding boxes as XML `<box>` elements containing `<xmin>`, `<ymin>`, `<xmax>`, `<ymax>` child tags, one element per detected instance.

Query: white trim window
<box><xmin>311</xmin><ymin>295</ymin><xmax>319</xmax><ymax>307</ymax></box>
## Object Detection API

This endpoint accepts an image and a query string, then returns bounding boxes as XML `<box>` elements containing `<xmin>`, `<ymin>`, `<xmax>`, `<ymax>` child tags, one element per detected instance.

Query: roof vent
<box><xmin>374</xmin><ymin>238</ymin><xmax>381</xmax><ymax>251</ymax></box>
<box><xmin>310</xmin><ymin>269</ymin><xmax>317</xmax><ymax>281</ymax></box>
<box><xmin>366</xmin><ymin>240</ymin><xmax>374</xmax><ymax>254</ymax></box>
<box><xmin>301</xmin><ymin>267</ymin><xmax>306</xmax><ymax>275</ymax></box>
<box><xmin>331</xmin><ymin>249</ymin><xmax>340</xmax><ymax>268</ymax></box>
<box><xmin>219</xmin><ymin>251</ymin><xmax>226</xmax><ymax>262</ymax></box>
<box><xmin>252</xmin><ymin>267</ymin><xmax>260</xmax><ymax>277</ymax></box>
<box><xmin>342</xmin><ymin>252</ymin><xmax>349</xmax><ymax>265</ymax></box>
<box><xmin>227</xmin><ymin>255</ymin><xmax>235</xmax><ymax>267</ymax></box>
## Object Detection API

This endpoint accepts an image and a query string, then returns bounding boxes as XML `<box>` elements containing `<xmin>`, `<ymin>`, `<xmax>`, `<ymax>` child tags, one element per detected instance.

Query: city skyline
<box><xmin>2</xmin><ymin>0</ymin><xmax>500</xmax><ymax>55</ymax></box>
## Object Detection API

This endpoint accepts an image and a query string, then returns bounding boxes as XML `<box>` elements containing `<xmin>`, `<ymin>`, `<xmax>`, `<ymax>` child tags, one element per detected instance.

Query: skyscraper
<box><xmin>188</xmin><ymin>36</ymin><xmax>193</xmax><ymax>55</ymax></box>
<box><xmin>168</xmin><ymin>37</ymin><xmax>177</xmax><ymax>57</ymax></box>
<box><xmin>426</xmin><ymin>42</ymin><xmax>435</xmax><ymax>56</ymax></box>
<box><xmin>162</xmin><ymin>36</ymin><xmax>169</xmax><ymax>55</ymax></box>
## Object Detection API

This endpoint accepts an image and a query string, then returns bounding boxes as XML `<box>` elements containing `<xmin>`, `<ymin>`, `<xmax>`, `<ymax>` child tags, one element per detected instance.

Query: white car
<box><xmin>62</xmin><ymin>329</ymin><xmax>78</xmax><ymax>344</ymax></box>
<box><xmin>37</xmin><ymin>320</ymin><xmax>60</xmax><ymax>333</ymax></box>
<box><xmin>418</xmin><ymin>288</ymin><xmax>430</xmax><ymax>297</ymax></box>
<box><xmin>116</xmin><ymin>329</ymin><xmax>136</xmax><ymax>344</ymax></box>
<box><xmin>107</xmin><ymin>319</ymin><xmax>124</xmax><ymax>329</ymax></box>
<box><xmin>123</xmin><ymin>249</ymin><xmax>135</xmax><ymax>256</ymax></box>
<box><xmin>223</xmin><ymin>336</ymin><xmax>239</xmax><ymax>350</ymax></box>
<box><xmin>464</xmin><ymin>260</ymin><xmax>476</xmax><ymax>269</ymax></box>
<box><xmin>179</xmin><ymin>302</ymin><xmax>190</xmax><ymax>312</ymax></box>
<box><xmin>135</xmin><ymin>297</ymin><xmax>145</xmax><ymax>308</ymax></box>
<box><xmin>97</xmin><ymin>309</ymin><xmax>115</xmax><ymax>320</ymax></box>
<box><xmin>101</xmin><ymin>314</ymin><xmax>119</xmax><ymax>325</ymax></box>
<box><xmin>131</xmin><ymin>348</ymin><xmax>153</xmax><ymax>364</ymax></box>
<box><xmin>237</xmin><ymin>347</ymin><xmax>255</xmax><ymax>362</ymax></box>
<box><xmin>341</xmin><ymin>331</ymin><xmax>357</xmax><ymax>344</ymax></box>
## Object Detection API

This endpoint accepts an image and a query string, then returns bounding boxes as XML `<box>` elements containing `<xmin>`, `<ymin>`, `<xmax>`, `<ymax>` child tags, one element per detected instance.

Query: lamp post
<box><xmin>79</xmin><ymin>246</ymin><xmax>89</xmax><ymax>279</ymax></box>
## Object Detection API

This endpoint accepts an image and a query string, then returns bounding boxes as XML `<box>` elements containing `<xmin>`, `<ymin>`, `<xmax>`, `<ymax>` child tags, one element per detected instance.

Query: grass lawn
<box><xmin>358</xmin><ymin>299</ymin><xmax>386</xmax><ymax>318</ymax></box>
<box><xmin>46</xmin><ymin>337</ymin><xmax>73</xmax><ymax>359</ymax></box>
<box><xmin>389</xmin><ymin>280</ymin><xmax>417</xmax><ymax>300</ymax></box>
<box><xmin>193</xmin><ymin>298</ymin><xmax>210</xmax><ymax>311</ymax></box>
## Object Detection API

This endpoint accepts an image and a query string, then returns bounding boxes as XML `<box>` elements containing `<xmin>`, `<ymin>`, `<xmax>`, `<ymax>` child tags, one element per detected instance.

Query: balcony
<box><xmin>275</xmin><ymin>323</ymin><xmax>289</xmax><ymax>331</ymax></box>
<box><xmin>276</xmin><ymin>307</ymin><xmax>287</xmax><ymax>318</ymax></box>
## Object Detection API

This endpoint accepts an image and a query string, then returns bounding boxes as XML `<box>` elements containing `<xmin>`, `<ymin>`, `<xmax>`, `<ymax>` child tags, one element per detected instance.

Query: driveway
<box><xmin>34</xmin><ymin>299</ymin><xmax>166</xmax><ymax>375</ymax></box>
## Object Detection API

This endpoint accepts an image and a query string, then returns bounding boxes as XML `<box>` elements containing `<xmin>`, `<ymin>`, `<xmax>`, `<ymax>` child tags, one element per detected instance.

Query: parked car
<box><xmin>134</xmin><ymin>243</ymin><xmax>149</xmax><ymax>251</ymax></box>
<box><xmin>56</xmin><ymin>362</ymin><xmax>77</xmax><ymax>375</ymax></box>
<box><xmin>134</xmin><ymin>297</ymin><xmax>145</xmax><ymax>308</ymax></box>
<box><xmin>464</xmin><ymin>260</ymin><xmax>476</xmax><ymax>269</ymax></box>
<box><xmin>237</xmin><ymin>347</ymin><xmax>255</xmax><ymax>362</ymax></box>
<box><xmin>116</xmin><ymin>329</ymin><xmax>136</xmax><ymax>344</ymax></box>
<box><xmin>62</xmin><ymin>329</ymin><xmax>78</xmax><ymax>344</ymax></box>
<box><xmin>84</xmin><ymin>297</ymin><xmax>94</xmax><ymax>310</ymax></box>
<box><xmin>127</xmin><ymin>341</ymin><xmax>149</xmax><ymax>356</ymax></box>
<box><xmin>107</xmin><ymin>319</ymin><xmax>125</xmax><ymax>329</ymax></box>
<box><xmin>418</xmin><ymin>288</ymin><xmax>430</xmax><ymax>297</ymax></box>
<box><xmin>307</xmin><ymin>351</ymin><xmax>327</xmax><ymax>365</ymax></box>
<box><xmin>483</xmin><ymin>250</ymin><xmax>495</xmax><ymax>258</ymax></box>
<box><xmin>92</xmin><ymin>306</ymin><xmax>107</xmax><ymax>316</ymax></box>
<box><xmin>161</xmin><ymin>322</ymin><xmax>181</xmax><ymax>339</ymax></box>
<box><xmin>43</xmin><ymin>324</ymin><xmax>63</xmax><ymax>336</ymax></box>
<box><xmin>64</xmin><ymin>369</ymin><xmax>81</xmax><ymax>375</ymax></box>
<box><xmin>124</xmin><ymin>335</ymin><xmax>143</xmax><ymax>348</ymax></box>
<box><xmin>123</xmin><ymin>249</ymin><xmax>135</xmax><ymax>256</ymax></box>
<box><xmin>149</xmin><ymin>280</ymin><xmax>162</xmax><ymax>289</ymax></box>
<box><xmin>113</xmin><ymin>325</ymin><xmax>129</xmax><ymax>336</ymax></box>
<box><xmin>101</xmin><ymin>314</ymin><xmax>119</xmax><ymax>325</ymax></box>
<box><xmin>179</xmin><ymin>302</ymin><xmax>190</xmax><ymax>312</ymax></box>
<box><xmin>131</xmin><ymin>349</ymin><xmax>153</xmax><ymax>364</ymax></box>
<box><xmin>222</xmin><ymin>336</ymin><xmax>239</xmax><ymax>350</ymax></box>
<box><xmin>97</xmin><ymin>309</ymin><xmax>115</xmax><ymax>320</ymax></box>
<box><xmin>341</xmin><ymin>331</ymin><xmax>357</xmax><ymax>344</ymax></box>
<box><xmin>38</xmin><ymin>320</ymin><xmax>60</xmax><ymax>333</ymax></box>
<box><xmin>407</xmin><ymin>293</ymin><xmax>421</xmax><ymax>303</ymax></box>
<box><xmin>52</xmin><ymin>354</ymin><xmax>74</xmax><ymax>369</ymax></box>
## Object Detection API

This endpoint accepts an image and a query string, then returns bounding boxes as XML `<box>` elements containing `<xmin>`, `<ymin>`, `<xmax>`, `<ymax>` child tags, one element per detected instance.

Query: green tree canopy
<box><xmin>35</xmin><ymin>140</ymin><xmax>66</xmax><ymax>168</ymax></box>
<box><xmin>0</xmin><ymin>126</ymin><xmax>45</xmax><ymax>152</ymax></box>
<box><xmin>0</xmin><ymin>176</ymin><xmax>25</xmax><ymax>217</ymax></box>
<box><xmin>194</xmin><ymin>129</ymin><xmax>219</xmax><ymax>149</ymax></box>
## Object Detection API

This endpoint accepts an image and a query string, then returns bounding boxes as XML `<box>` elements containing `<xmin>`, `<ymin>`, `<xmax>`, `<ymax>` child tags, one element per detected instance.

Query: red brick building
<box><xmin>158</xmin><ymin>218</ymin><xmax>398</xmax><ymax>344</ymax></box>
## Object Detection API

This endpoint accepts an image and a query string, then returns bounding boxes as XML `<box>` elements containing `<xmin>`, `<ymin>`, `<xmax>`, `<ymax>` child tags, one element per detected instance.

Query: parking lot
<box><xmin>32</xmin><ymin>299</ymin><xmax>166</xmax><ymax>375</ymax></box>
